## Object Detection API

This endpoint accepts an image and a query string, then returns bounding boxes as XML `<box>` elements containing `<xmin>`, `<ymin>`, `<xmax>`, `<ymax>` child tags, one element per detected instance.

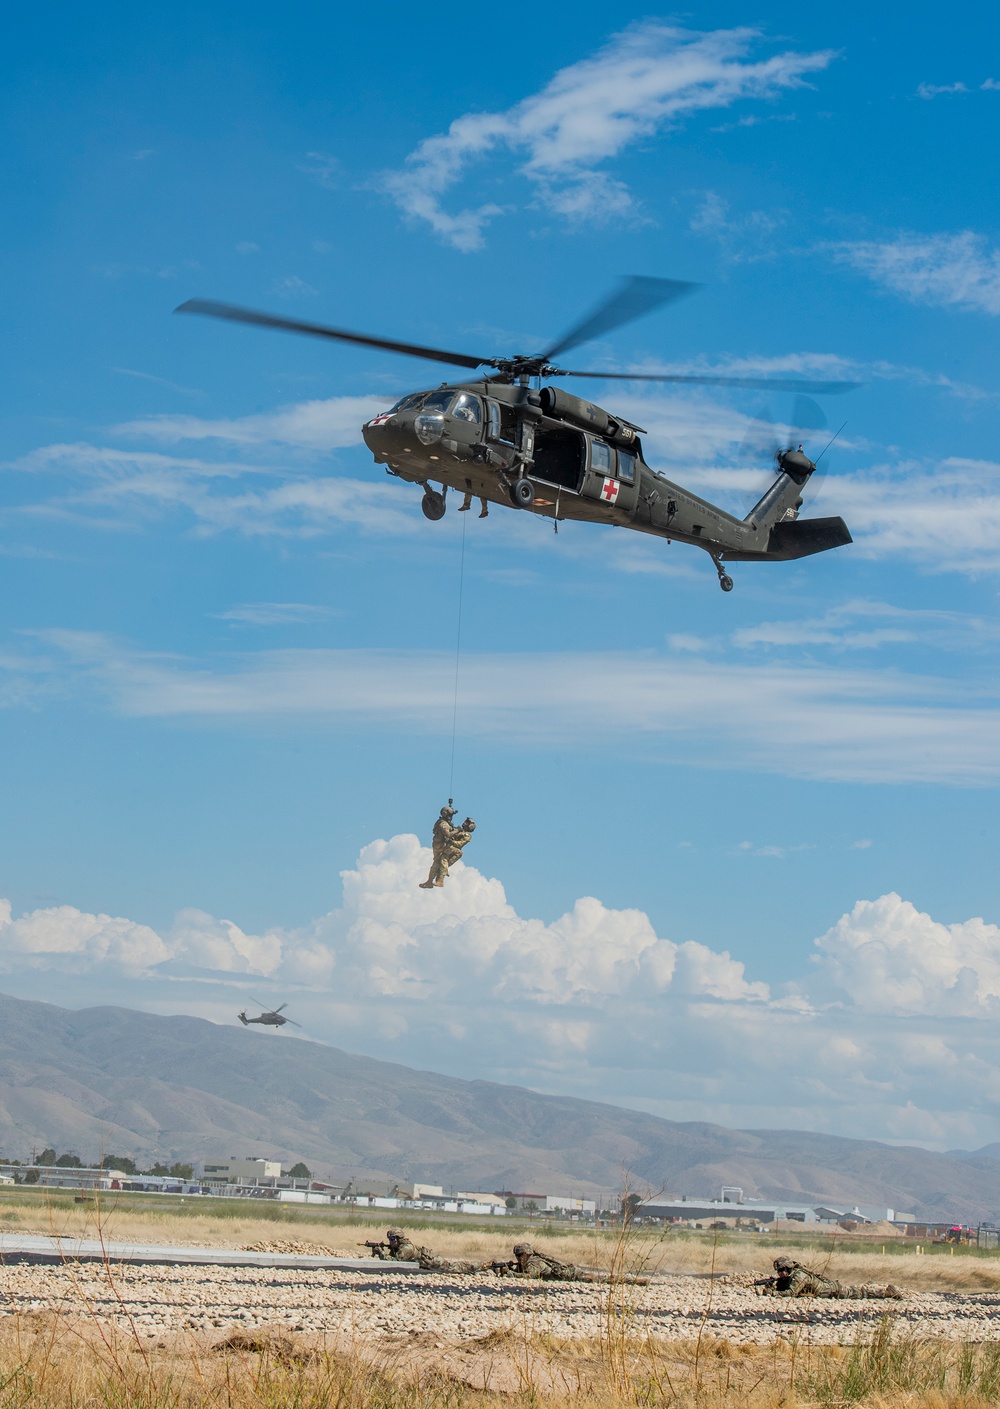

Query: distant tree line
<box><xmin>0</xmin><ymin>1150</ymin><xmax>311</xmax><ymax>1182</ymax></box>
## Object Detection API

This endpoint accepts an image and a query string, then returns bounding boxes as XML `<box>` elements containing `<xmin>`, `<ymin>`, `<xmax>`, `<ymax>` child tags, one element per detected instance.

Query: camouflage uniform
<box><xmin>379</xmin><ymin>1229</ymin><xmax>477</xmax><ymax>1274</ymax></box>
<box><xmin>496</xmin><ymin>1242</ymin><xmax>646</xmax><ymax>1285</ymax></box>
<box><xmin>419</xmin><ymin>806</ymin><xmax>457</xmax><ymax>889</ymax></box>
<box><xmin>760</xmin><ymin>1257</ymin><xmax>902</xmax><ymax>1300</ymax></box>
<box><xmin>459</xmin><ymin>491</ymin><xmax>489</xmax><ymax>518</ymax></box>
<box><xmin>443</xmin><ymin>818</ymin><xmax>476</xmax><ymax>868</ymax></box>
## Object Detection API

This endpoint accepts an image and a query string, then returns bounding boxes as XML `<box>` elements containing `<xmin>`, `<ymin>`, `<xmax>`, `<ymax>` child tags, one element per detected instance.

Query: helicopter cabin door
<box><xmin>581</xmin><ymin>438</ymin><xmax>640</xmax><ymax>513</ymax></box>
<box><xmin>531</xmin><ymin>423</ymin><xmax>586</xmax><ymax>493</ymax></box>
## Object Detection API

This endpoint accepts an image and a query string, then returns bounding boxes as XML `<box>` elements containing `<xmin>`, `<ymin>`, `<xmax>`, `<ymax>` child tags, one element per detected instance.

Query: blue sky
<box><xmin>3</xmin><ymin>2</ymin><xmax>1000</xmax><ymax>1155</ymax></box>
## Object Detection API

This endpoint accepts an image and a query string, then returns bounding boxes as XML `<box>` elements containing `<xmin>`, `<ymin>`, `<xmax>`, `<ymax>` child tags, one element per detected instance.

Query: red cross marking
<box><xmin>601</xmin><ymin>477</ymin><xmax>619</xmax><ymax>503</ymax></box>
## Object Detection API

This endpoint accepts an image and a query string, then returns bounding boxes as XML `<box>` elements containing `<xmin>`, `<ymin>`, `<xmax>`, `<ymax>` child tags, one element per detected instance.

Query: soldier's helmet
<box><xmin>513</xmin><ymin>1242</ymin><xmax>533</xmax><ymax>1257</ymax></box>
<box><xmin>386</xmin><ymin>1228</ymin><xmax>404</xmax><ymax>1240</ymax></box>
<box><xmin>773</xmin><ymin>1256</ymin><xmax>795</xmax><ymax>1272</ymax></box>
<box><xmin>440</xmin><ymin>806</ymin><xmax>457</xmax><ymax>819</ymax></box>
<box><xmin>462</xmin><ymin>818</ymin><xmax>476</xmax><ymax>830</ymax></box>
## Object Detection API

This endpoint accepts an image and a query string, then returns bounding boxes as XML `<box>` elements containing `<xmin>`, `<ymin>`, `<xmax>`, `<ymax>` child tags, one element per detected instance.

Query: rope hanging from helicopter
<box><xmin>447</xmin><ymin>508</ymin><xmax>467</xmax><ymax>803</ymax></box>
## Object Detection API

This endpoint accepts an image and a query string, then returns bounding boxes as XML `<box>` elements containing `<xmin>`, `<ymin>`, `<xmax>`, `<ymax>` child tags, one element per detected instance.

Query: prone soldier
<box><xmin>493</xmin><ymin>1242</ymin><xmax>648</xmax><ymax>1285</ymax></box>
<box><xmin>366</xmin><ymin>1228</ymin><xmax>478</xmax><ymax>1274</ymax></box>
<box><xmin>757</xmin><ymin>1256</ymin><xmax>902</xmax><ymax>1300</ymax></box>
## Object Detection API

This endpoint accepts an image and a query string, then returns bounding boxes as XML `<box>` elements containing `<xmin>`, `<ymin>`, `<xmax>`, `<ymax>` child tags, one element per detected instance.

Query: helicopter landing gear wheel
<box><xmin>421</xmin><ymin>490</ymin><xmax>446</xmax><ymax>521</ymax></box>
<box><xmin>711</xmin><ymin>553</ymin><xmax>734</xmax><ymax>592</ymax></box>
<box><xmin>510</xmin><ymin>477</ymin><xmax>535</xmax><ymax>508</ymax></box>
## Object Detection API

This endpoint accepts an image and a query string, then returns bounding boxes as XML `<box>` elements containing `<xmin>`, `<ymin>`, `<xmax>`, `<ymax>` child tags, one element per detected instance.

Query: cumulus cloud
<box><xmin>832</xmin><ymin>231</ymin><xmax>1000</xmax><ymax>316</ymax></box>
<box><xmin>4</xmin><ymin>837</ymin><xmax>1000</xmax><ymax>1148</ymax></box>
<box><xmin>0</xmin><ymin>900</ymin><xmax>168</xmax><ymax>974</ymax></box>
<box><xmin>809</xmin><ymin>894</ymin><xmax>1000</xmax><ymax>1018</ymax></box>
<box><xmin>382</xmin><ymin>25</ymin><xmax>834</xmax><ymax>250</ymax></box>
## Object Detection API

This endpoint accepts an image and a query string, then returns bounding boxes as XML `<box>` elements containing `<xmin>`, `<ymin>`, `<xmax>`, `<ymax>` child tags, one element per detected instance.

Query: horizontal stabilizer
<box><xmin>726</xmin><ymin>516</ymin><xmax>852</xmax><ymax>562</ymax></box>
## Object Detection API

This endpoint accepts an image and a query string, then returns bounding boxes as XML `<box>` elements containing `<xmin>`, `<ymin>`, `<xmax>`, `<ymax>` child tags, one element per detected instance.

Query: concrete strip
<box><xmin>0</xmin><ymin>1234</ymin><xmax>420</xmax><ymax>1272</ymax></box>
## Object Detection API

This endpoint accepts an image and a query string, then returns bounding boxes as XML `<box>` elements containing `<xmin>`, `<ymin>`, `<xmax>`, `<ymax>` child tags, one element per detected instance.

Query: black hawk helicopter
<box><xmin>238</xmin><ymin>1000</ymin><xmax>300</xmax><ymax>1029</ymax></box>
<box><xmin>177</xmin><ymin>278</ymin><xmax>859</xmax><ymax>592</ymax></box>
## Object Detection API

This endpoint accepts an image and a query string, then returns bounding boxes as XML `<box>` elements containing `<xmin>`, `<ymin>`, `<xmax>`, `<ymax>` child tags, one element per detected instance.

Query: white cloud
<box><xmin>808</xmin><ymin>893</ymin><xmax>1000</xmax><ymax>1018</ymax></box>
<box><xmin>0</xmin><ymin>902</ymin><xmax>168</xmax><ymax>974</ymax></box>
<box><xmin>6</xmin><ymin>837</ymin><xmax>1000</xmax><ymax>1148</ymax></box>
<box><xmin>16</xmin><ymin>630</ymin><xmax>1000</xmax><ymax>786</ymax></box>
<box><xmin>6</xmin><ymin>442</ymin><xmax>418</xmax><ymax>539</ymax></box>
<box><xmin>818</xmin><ymin>458</ymin><xmax>1000</xmax><ymax>573</ymax></box>
<box><xmin>732</xmin><ymin>599</ymin><xmax>1000</xmax><ymax>652</ymax></box>
<box><xmin>214</xmin><ymin>602</ymin><xmax>336</xmax><ymax>626</ymax></box>
<box><xmin>382</xmin><ymin>25</ymin><xmax>834</xmax><ymax>250</ymax></box>
<box><xmin>690</xmin><ymin>191</ymin><xmax>784</xmax><ymax>260</ymax></box>
<box><xmin>116</xmin><ymin>395</ymin><xmax>387</xmax><ymax>451</ymax></box>
<box><xmin>832</xmin><ymin>231</ymin><xmax>1000</xmax><ymax>316</ymax></box>
<box><xmin>916</xmin><ymin>82</ymin><xmax>969</xmax><ymax>99</ymax></box>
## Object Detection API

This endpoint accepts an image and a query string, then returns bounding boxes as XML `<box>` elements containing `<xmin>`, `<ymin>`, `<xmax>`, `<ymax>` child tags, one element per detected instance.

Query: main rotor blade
<box><xmin>273</xmin><ymin>1003</ymin><xmax>288</xmax><ymax>1014</ymax></box>
<box><xmin>284</xmin><ymin>1019</ymin><xmax>302</xmax><ymax>1027</ymax></box>
<box><xmin>542</xmin><ymin>277</ymin><xmax>698</xmax><ymax>362</ymax></box>
<box><xmin>560</xmin><ymin>369</ymin><xmax>862</xmax><ymax>394</ymax></box>
<box><xmin>175</xmin><ymin>300</ymin><xmax>488</xmax><ymax>371</ymax></box>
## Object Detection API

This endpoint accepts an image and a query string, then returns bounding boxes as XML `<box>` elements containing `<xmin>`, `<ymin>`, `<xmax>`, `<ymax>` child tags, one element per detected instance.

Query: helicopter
<box><xmin>238</xmin><ymin>1001</ymin><xmax>300</xmax><ymax>1029</ymax></box>
<box><xmin>176</xmin><ymin>278</ymin><xmax>859</xmax><ymax>592</ymax></box>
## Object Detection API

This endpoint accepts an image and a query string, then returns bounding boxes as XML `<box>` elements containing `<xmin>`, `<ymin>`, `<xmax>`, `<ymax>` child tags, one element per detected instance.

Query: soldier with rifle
<box><xmin>755</xmin><ymin>1256</ymin><xmax>902</xmax><ymax>1299</ymax></box>
<box><xmin>492</xmin><ymin>1242</ymin><xmax>648</xmax><ymax>1285</ymax></box>
<box><xmin>362</xmin><ymin>1228</ymin><xmax>478</xmax><ymax>1274</ymax></box>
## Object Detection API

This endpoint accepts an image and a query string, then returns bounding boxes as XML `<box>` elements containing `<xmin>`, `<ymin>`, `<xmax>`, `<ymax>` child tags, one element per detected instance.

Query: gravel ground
<box><xmin>3</xmin><ymin>1260</ymin><xmax>1000</xmax><ymax>1346</ymax></box>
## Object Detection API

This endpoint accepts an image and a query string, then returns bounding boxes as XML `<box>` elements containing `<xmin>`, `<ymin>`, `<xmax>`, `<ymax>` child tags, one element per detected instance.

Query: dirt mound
<box><xmin>213</xmin><ymin>1326</ymin><xmax>314</xmax><ymax>1362</ymax></box>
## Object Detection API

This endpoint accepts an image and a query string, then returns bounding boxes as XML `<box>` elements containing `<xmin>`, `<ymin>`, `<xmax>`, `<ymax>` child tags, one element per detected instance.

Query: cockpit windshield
<box><xmin>421</xmin><ymin>390</ymin><xmax>454</xmax><ymax>413</ymax></box>
<box><xmin>390</xmin><ymin>389</ymin><xmax>480</xmax><ymax>418</ymax></box>
<box><xmin>389</xmin><ymin>393</ymin><xmax>425</xmax><ymax>414</ymax></box>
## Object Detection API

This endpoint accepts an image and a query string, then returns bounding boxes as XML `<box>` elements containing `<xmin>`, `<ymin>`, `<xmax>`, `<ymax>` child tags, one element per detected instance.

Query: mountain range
<box><xmin>0</xmin><ymin>991</ymin><xmax>997</xmax><ymax>1222</ymax></box>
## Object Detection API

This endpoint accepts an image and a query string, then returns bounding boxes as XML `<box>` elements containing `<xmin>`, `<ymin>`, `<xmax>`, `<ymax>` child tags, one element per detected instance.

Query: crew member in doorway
<box><xmin>458</xmin><ymin>490</ymin><xmax>489</xmax><ymax>518</ymax></box>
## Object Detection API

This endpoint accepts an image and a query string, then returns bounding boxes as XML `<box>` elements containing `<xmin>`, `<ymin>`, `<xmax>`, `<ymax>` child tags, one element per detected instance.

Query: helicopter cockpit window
<box><xmin>451</xmin><ymin>392</ymin><xmax>481</xmax><ymax>424</ymax></box>
<box><xmin>487</xmin><ymin>400</ymin><xmax>518</xmax><ymax>444</ymax></box>
<box><xmin>590</xmin><ymin>439</ymin><xmax>613</xmax><ymax>475</ymax></box>
<box><xmin>618</xmin><ymin>450</ymin><xmax>636</xmax><ymax>485</ymax></box>
<box><xmin>421</xmin><ymin>390</ymin><xmax>455</xmax><ymax>413</ymax></box>
<box><xmin>389</xmin><ymin>393</ymin><xmax>425</xmax><ymax>414</ymax></box>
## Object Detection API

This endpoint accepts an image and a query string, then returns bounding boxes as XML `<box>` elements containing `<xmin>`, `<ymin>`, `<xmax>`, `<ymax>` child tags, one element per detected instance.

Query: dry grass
<box><xmin>4</xmin><ymin>1313</ymin><xmax>1000</xmax><ymax>1408</ymax></box>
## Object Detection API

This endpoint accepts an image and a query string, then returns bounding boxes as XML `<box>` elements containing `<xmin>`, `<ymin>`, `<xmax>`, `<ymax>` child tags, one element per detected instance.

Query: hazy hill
<box><xmin>0</xmin><ymin>992</ymin><xmax>997</xmax><ymax>1222</ymax></box>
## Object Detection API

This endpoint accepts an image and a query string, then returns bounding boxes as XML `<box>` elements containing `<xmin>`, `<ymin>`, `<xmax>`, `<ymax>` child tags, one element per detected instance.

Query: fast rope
<box><xmin>447</xmin><ymin>508</ymin><xmax>467</xmax><ymax>804</ymax></box>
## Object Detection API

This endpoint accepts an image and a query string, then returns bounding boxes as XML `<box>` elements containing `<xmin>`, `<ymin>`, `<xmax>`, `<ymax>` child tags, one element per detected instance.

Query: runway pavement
<box><xmin>0</xmin><ymin>1233</ymin><xmax>419</xmax><ymax>1272</ymax></box>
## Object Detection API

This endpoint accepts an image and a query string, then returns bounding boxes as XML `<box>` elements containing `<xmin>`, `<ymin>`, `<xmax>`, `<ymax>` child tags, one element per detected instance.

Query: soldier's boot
<box><xmin>418</xmin><ymin>881</ymin><xmax>434</xmax><ymax>889</ymax></box>
<box><xmin>459</xmin><ymin>493</ymin><xmax>472</xmax><ymax>512</ymax></box>
<box><xmin>479</xmin><ymin>498</ymin><xmax>489</xmax><ymax>518</ymax></box>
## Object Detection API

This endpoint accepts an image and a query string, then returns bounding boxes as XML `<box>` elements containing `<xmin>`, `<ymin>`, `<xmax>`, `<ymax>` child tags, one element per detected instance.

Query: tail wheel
<box><xmin>421</xmin><ymin>491</ymin><xmax>446</xmax><ymax>521</ymax></box>
<box><xmin>510</xmin><ymin>477</ymin><xmax>535</xmax><ymax>508</ymax></box>
<box><xmin>719</xmin><ymin>574</ymin><xmax>734</xmax><ymax>593</ymax></box>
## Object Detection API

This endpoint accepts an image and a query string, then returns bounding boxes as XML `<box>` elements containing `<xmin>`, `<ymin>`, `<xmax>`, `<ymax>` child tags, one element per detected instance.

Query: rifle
<box><xmin>485</xmin><ymin>1257</ymin><xmax>517</xmax><ymax>1275</ymax></box>
<box><xmin>360</xmin><ymin>1240</ymin><xmax>391</xmax><ymax>1258</ymax></box>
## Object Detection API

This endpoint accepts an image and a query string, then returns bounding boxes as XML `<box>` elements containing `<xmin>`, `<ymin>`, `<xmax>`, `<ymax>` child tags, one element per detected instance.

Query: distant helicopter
<box><xmin>238</xmin><ymin>1000</ymin><xmax>300</xmax><ymax>1029</ymax></box>
<box><xmin>177</xmin><ymin>278</ymin><xmax>859</xmax><ymax>592</ymax></box>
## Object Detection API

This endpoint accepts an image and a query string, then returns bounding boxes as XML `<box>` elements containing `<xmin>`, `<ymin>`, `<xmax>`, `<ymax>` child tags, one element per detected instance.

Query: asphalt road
<box><xmin>0</xmin><ymin>1233</ymin><xmax>419</xmax><ymax>1271</ymax></box>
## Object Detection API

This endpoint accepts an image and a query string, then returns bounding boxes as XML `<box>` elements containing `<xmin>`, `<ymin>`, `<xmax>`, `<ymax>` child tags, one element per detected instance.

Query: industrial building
<box><xmin>635</xmin><ymin>1191</ymin><xmax>914</xmax><ymax>1225</ymax></box>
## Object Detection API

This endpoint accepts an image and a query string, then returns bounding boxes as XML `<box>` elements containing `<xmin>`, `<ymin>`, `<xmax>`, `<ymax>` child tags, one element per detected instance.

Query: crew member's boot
<box><xmin>479</xmin><ymin>499</ymin><xmax>489</xmax><ymax>518</ymax></box>
<box><xmin>459</xmin><ymin>493</ymin><xmax>472</xmax><ymax>512</ymax></box>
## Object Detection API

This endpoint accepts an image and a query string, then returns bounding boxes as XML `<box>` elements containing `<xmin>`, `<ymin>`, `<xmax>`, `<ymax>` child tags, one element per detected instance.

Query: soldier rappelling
<box><xmin>418</xmin><ymin>806</ymin><xmax>476</xmax><ymax>889</ymax></box>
